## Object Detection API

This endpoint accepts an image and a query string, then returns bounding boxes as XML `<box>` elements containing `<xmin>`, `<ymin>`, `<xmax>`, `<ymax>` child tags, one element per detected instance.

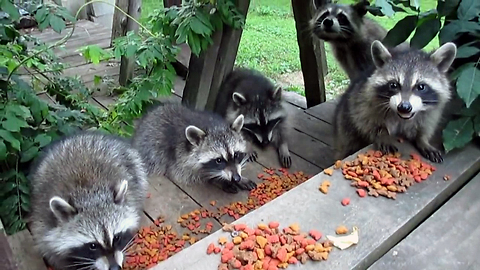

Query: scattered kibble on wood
<box><xmin>341</xmin><ymin>198</ymin><xmax>350</xmax><ymax>206</ymax></box>
<box><xmin>207</xmin><ymin>222</ymin><xmax>333</xmax><ymax>269</ymax></box>
<box><xmin>335</xmin><ymin>150</ymin><xmax>437</xmax><ymax>200</ymax></box>
<box><xmin>319</xmin><ymin>180</ymin><xmax>331</xmax><ymax>194</ymax></box>
<box><xmin>323</xmin><ymin>168</ymin><xmax>334</xmax><ymax>176</ymax></box>
<box><xmin>335</xmin><ymin>226</ymin><xmax>349</xmax><ymax>235</ymax></box>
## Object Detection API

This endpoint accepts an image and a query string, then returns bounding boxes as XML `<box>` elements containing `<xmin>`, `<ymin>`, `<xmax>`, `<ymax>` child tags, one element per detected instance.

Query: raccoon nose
<box><xmin>232</xmin><ymin>173</ymin><xmax>241</xmax><ymax>182</ymax></box>
<box><xmin>323</xmin><ymin>18</ymin><xmax>333</xmax><ymax>28</ymax></box>
<box><xmin>397</xmin><ymin>102</ymin><xmax>412</xmax><ymax>113</ymax></box>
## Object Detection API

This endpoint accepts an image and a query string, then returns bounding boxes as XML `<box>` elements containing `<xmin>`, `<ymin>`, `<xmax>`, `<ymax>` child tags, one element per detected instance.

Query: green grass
<box><xmin>140</xmin><ymin>0</ymin><xmax>440</xmax><ymax>99</ymax></box>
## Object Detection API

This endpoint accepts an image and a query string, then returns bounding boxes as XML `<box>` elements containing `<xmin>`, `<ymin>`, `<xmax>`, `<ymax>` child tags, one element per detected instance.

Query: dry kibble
<box><xmin>335</xmin><ymin>226</ymin><xmax>349</xmax><ymax>235</ymax></box>
<box><xmin>323</xmin><ymin>168</ymin><xmax>334</xmax><ymax>176</ymax></box>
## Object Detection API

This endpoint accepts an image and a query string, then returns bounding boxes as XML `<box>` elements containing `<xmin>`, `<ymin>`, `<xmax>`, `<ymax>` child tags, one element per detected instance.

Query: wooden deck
<box><xmin>4</xmin><ymin>20</ymin><xmax>480</xmax><ymax>270</ymax></box>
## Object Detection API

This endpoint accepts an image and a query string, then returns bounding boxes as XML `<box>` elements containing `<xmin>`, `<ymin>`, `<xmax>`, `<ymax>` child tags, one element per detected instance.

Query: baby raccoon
<box><xmin>334</xmin><ymin>40</ymin><xmax>456</xmax><ymax>163</ymax></box>
<box><xmin>28</xmin><ymin>131</ymin><xmax>148</xmax><ymax>270</ymax></box>
<box><xmin>132</xmin><ymin>103</ymin><xmax>256</xmax><ymax>194</ymax></box>
<box><xmin>310</xmin><ymin>0</ymin><xmax>409</xmax><ymax>81</ymax></box>
<box><xmin>214</xmin><ymin>68</ymin><xmax>292</xmax><ymax>168</ymax></box>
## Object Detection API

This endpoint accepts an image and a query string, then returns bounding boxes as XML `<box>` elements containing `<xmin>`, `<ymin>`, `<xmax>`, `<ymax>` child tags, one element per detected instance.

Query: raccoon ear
<box><xmin>271</xmin><ymin>86</ymin><xmax>282</xmax><ymax>101</ymax></box>
<box><xmin>371</xmin><ymin>40</ymin><xmax>392</xmax><ymax>68</ymax></box>
<box><xmin>231</xmin><ymin>114</ymin><xmax>244</xmax><ymax>133</ymax></box>
<box><xmin>352</xmin><ymin>0</ymin><xmax>369</xmax><ymax>16</ymax></box>
<box><xmin>313</xmin><ymin>0</ymin><xmax>330</xmax><ymax>9</ymax></box>
<box><xmin>185</xmin><ymin>125</ymin><xmax>206</xmax><ymax>146</ymax></box>
<box><xmin>49</xmin><ymin>196</ymin><xmax>77</xmax><ymax>223</ymax></box>
<box><xmin>232</xmin><ymin>92</ymin><xmax>247</xmax><ymax>106</ymax></box>
<box><xmin>114</xmin><ymin>180</ymin><xmax>128</xmax><ymax>204</ymax></box>
<box><xmin>430</xmin><ymin>42</ymin><xmax>457</xmax><ymax>73</ymax></box>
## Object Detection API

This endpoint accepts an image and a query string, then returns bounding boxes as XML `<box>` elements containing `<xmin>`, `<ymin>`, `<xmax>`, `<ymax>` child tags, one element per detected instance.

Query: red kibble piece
<box><xmin>214</xmin><ymin>247</ymin><xmax>221</xmax><ymax>254</ymax></box>
<box><xmin>234</xmin><ymin>224</ymin><xmax>247</xmax><ymax>231</ymax></box>
<box><xmin>268</xmin><ymin>221</ymin><xmax>280</xmax><ymax>229</ymax></box>
<box><xmin>341</xmin><ymin>197</ymin><xmax>350</xmax><ymax>206</ymax></box>
<box><xmin>309</xmin><ymin>229</ymin><xmax>322</xmax><ymax>241</ymax></box>
<box><xmin>357</xmin><ymin>189</ymin><xmax>367</xmax><ymax>197</ymax></box>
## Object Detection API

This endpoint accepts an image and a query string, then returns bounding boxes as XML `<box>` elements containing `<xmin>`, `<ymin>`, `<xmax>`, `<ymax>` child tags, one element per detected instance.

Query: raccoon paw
<box><xmin>418</xmin><ymin>148</ymin><xmax>443</xmax><ymax>163</ymax></box>
<box><xmin>279</xmin><ymin>154</ymin><xmax>292</xmax><ymax>168</ymax></box>
<box><xmin>247</xmin><ymin>151</ymin><xmax>258</xmax><ymax>162</ymax></box>
<box><xmin>220</xmin><ymin>182</ymin><xmax>240</xmax><ymax>194</ymax></box>
<box><xmin>235</xmin><ymin>179</ymin><xmax>257</xmax><ymax>191</ymax></box>
<box><xmin>376</xmin><ymin>142</ymin><xmax>398</xmax><ymax>155</ymax></box>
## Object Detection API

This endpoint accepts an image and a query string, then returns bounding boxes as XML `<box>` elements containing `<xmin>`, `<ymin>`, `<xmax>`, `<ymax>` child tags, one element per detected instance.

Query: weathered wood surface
<box><xmin>118</xmin><ymin>0</ymin><xmax>142</xmax><ymax>86</ymax></box>
<box><xmin>152</xmin><ymin>142</ymin><xmax>480</xmax><ymax>270</ymax></box>
<box><xmin>291</xmin><ymin>0</ymin><xmax>326</xmax><ymax>108</ymax></box>
<box><xmin>304</xmin><ymin>97</ymin><xmax>338</xmax><ymax>124</ymax></box>
<box><xmin>369</xmin><ymin>172</ymin><xmax>480</xmax><ymax>270</ymax></box>
<box><xmin>0</xmin><ymin>221</ymin><xmax>17</xmax><ymax>270</ymax></box>
<box><xmin>111</xmin><ymin>0</ymin><xmax>130</xmax><ymax>45</ymax></box>
<box><xmin>7</xmin><ymin>230</ymin><xmax>48</xmax><ymax>270</ymax></box>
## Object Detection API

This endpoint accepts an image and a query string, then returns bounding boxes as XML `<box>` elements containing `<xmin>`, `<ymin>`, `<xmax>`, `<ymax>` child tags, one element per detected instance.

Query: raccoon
<box><xmin>213</xmin><ymin>68</ymin><xmax>292</xmax><ymax>168</ymax></box>
<box><xmin>333</xmin><ymin>40</ymin><xmax>457</xmax><ymax>163</ymax></box>
<box><xmin>310</xmin><ymin>0</ymin><xmax>409</xmax><ymax>81</ymax></box>
<box><xmin>28</xmin><ymin>131</ymin><xmax>148</xmax><ymax>270</ymax></box>
<box><xmin>132</xmin><ymin>103</ymin><xmax>256</xmax><ymax>194</ymax></box>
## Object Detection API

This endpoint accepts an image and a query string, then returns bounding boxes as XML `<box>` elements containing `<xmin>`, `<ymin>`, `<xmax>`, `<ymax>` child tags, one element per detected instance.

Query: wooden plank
<box><xmin>304</xmin><ymin>98</ymin><xmax>339</xmax><ymax>124</ymax></box>
<box><xmin>369</xmin><ymin>173</ymin><xmax>480</xmax><ymax>270</ymax></box>
<box><xmin>283</xmin><ymin>90</ymin><xmax>307</xmax><ymax>109</ymax></box>
<box><xmin>111</xmin><ymin>0</ymin><xmax>129</xmax><ymax>46</ymax></box>
<box><xmin>0</xmin><ymin>221</ymin><xmax>17</xmax><ymax>270</ymax></box>
<box><xmin>204</xmin><ymin>0</ymin><xmax>251</xmax><ymax>111</ymax></box>
<box><xmin>145</xmin><ymin>175</ymin><xmax>222</xmax><ymax>237</ymax></box>
<box><xmin>291</xmin><ymin>0</ymin><xmax>326</xmax><ymax>108</ymax></box>
<box><xmin>7</xmin><ymin>230</ymin><xmax>48</xmax><ymax>270</ymax></box>
<box><xmin>151</xmin><ymin>142</ymin><xmax>480</xmax><ymax>270</ymax></box>
<box><xmin>287</xmin><ymin>128</ymin><xmax>336</xmax><ymax>169</ymax></box>
<box><xmin>253</xmin><ymin>145</ymin><xmax>321</xmax><ymax>176</ymax></box>
<box><xmin>119</xmin><ymin>0</ymin><xmax>142</xmax><ymax>86</ymax></box>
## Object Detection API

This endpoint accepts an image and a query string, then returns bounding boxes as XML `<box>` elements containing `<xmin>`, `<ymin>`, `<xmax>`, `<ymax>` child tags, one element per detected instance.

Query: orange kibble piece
<box><xmin>269</xmin><ymin>221</ymin><xmax>280</xmax><ymax>229</ymax></box>
<box><xmin>323</xmin><ymin>168</ymin><xmax>334</xmax><ymax>176</ymax></box>
<box><xmin>218</xmin><ymin>237</ymin><xmax>228</xmax><ymax>245</ymax></box>
<box><xmin>305</xmin><ymin>244</ymin><xmax>315</xmax><ymax>251</ymax></box>
<box><xmin>289</xmin><ymin>223</ymin><xmax>300</xmax><ymax>233</ymax></box>
<box><xmin>233</xmin><ymin>236</ymin><xmax>242</xmax><ymax>244</ymax></box>
<box><xmin>256</xmin><ymin>248</ymin><xmax>265</xmax><ymax>259</ymax></box>
<box><xmin>210</xmin><ymin>200</ymin><xmax>216</xmax><ymax>206</ymax></box>
<box><xmin>257</xmin><ymin>223</ymin><xmax>268</xmax><ymax>230</ymax></box>
<box><xmin>335</xmin><ymin>225</ymin><xmax>349</xmax><ymax>235</ymax></box>
<box><xmin>256</xmin><ymin>236</ymin><xmax>268</xmax><ymax>248</ymax></box>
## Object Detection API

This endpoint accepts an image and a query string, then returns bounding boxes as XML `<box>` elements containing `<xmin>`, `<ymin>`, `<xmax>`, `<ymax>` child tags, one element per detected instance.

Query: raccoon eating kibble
<box><xmin>28</xmin><ymin>131</ymin><xmax>148</xmax><ymax>270</ymax></box>
<box><xmin>310</xmin><ymin>0</ymin><xmax>409</xmax><ymax>81</ymax></box>
<box><xmin>333</xmin><ymin>40</ymin><xmax>456</xmax><ymax>163</ymax></box>
<box><xmin>214</xmin><ymin>68</ymin><xmax>292</xmax><ymax>168</ymax></box>
<box><xmin>133</xmin><ymin>103</ymin><xmax>255</xmax><ymax>194</ymax></box>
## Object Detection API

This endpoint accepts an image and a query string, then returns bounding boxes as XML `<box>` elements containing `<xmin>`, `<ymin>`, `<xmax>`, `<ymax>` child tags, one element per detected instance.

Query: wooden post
<box><xmin>111</xmin><ymin>0</ymin><xmax>142</xmax><ymax>86</ymax></box>
<box><xmin>182</xmin><ymin>0</ymin><xmax>251</xmax><ymax>110</ymax></box>
<box><xmin>292</xmin><ymin>0</ymin><xmax>326</xmax><ymax>107</ymax></box>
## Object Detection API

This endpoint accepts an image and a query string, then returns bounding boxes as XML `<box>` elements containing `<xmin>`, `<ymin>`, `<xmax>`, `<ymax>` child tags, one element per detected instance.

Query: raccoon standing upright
<box><xmin>28</xmin><ymin>131</ymin><xmax>148</xmax><ymax>270</ymax></box>
<box><xmin>310</xmin><ymin>0</ymin><xmax>409</xmax><ymax>81</ymax></box>
<box><xmin>214</xmin><ymin>68</ymin><xmax>292</xmax><ymax>168</ymax></box>
<box><xmin>133</xmin><ymin>103</ymin><xmax>255</xmax><ymax>194</ymax></box>
<box><xmin>334</xmin><ymin>40</ymin><xmax>457</xmax><ymax>163</ymax></box>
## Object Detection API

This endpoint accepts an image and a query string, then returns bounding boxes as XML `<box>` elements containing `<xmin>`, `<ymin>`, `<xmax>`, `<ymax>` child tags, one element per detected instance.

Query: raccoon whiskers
<box><xmin>122</xmin><ymin>235</ymin><xmax>136</xmax><ymax>253</ymax></box>
<box><xmin>340</xmin><ymin>26</ymin><xmax>353</xmax><ymax>35</ymax></box>
<box><xmin>76</xmin><ymin>265</ymin><xmax>96</xmax><ymax>270</ymax></box>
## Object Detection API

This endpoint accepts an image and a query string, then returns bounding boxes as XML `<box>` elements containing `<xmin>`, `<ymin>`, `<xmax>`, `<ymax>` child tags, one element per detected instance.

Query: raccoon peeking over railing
<box><xmin>214</xmin><ymin>68</ymin><xmax>292</xmax><ymax>169</ymax></box>
<box><xmin>132</xmin><ymin>103</ymin><xmax>256</xmax><ymax>194</ymax></box>
<box><xmin>28</xmin><ymin>131</ymin><xmax>148</xmax><ymax>270</ymax></box>
<box><xmin>309</xmin><ymin>0</ymin><xmax>409</xmax><ymax>81</ymax></box>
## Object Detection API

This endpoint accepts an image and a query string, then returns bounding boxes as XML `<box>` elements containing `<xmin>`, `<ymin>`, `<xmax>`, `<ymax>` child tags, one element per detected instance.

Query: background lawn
<box><xmin>141</xmin><ymin>0</ymin><xmax>439</xmax><ymax>100</ymax></box>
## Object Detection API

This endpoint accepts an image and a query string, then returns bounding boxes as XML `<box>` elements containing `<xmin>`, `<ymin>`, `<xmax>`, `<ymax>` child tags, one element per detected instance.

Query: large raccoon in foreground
<box><xmin>28</xmin><ymin>132</ymin><xmax>148</xmax><ymax>270</ymax></box>
<box><xmin>334</xmin><ymin>40</ymin><xmax>457</xmax><ymax>163</ymax></box>
<box><xmin>133</xmin><ymin>103</ymin><xmax>256</xmax><ymax>194</ymax></box>
<box><xmin>310</xmin><ymin>0</ymin><xmax>409</xmax><ymax>81</ymax></box>
<box><xmin>214</xmin><ymin>68</ymin><xmax>292</xmax><ymax>168</ymax></box>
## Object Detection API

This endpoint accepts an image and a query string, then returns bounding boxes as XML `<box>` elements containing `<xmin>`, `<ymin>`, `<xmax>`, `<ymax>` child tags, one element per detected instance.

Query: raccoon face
<box><xmin>229</xmin><ymin>86</ymin><xmax>285</xmax><ymax>147</ymax></box>
<box><xmin>47</xmin><ymin>180</ymin><xmax>139</xmax><ymax>270</ymax></box>
<box><xmin>310</xmin><ymin>0</ymin><xmax>368</xmax><ymax>41</ymax></box>
<box><xmin>185</xmin><ymin>115</ymin><xmax>248</xmax><ymax>183</ymax></box>
<box><xmin>369</xmin><ymin>40</ymin><xmax>456</xmax><ymax>120</ymax></box>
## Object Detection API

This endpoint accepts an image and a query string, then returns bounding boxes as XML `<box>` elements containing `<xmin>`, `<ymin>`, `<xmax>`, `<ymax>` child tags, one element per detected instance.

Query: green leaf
<box><xmin>410</xmin><ymin>18</ymin><xmax>441</xmax><ymax>49</ymax></box>
<box><xmin>437</xmin><ymin>0</ymin><xmax>460</xmax><ymax>16</ymax></box>
<box><xmin>20</xmin><ymin>146</ymin><xmax>38</xmax><ymax>163</ymax></box>
<box><xmin>457</xmin><ymin>0</ymin><xmax>480</xmax><ymax>21</ymax></box>
<box><xmin>439</xmin><ymin>21</ymin><xmax>480</xmax><ymax>44</ymax></box>
<box><xmin>125</xmin><ymin>44</ymin><xmax>137</xmax><ymax>58</ymax></box>
<box><xmin>38</xmin><ymin>13</ymin><xmax>51</xmax><ymax>30</ymax></box>
<box><xmin>6</xmin><ymin>104</ymin><xmax>32</xmax><ymax>120</ymax></box>
<box><xmin>1</xmin><ymin>0</ymin><xmax>20</xmax><ymax>21</ymax></box>
<box><xmin>49</xmin><ymin>14</ymin><xmax>66</xmax><ymax>33</ymax></box>
<box><xmin>383</xmin><ymin>15</ymin><xmax>418</xmax><ymax>47</ymax></box>
<box><xmin>0</xmin><ymin>140</ymin><xmax>6</xmax><ymax>160</ymax></box>
<box><xmin>189</xmin><ymin>16</ymin><xmax>212</xmax><ymax>35</ymax></box>
<box><xmin>456</xmin><ymin>44</ymin><xmax>480</xmax><ymax>59</ymax></box>
<box><xmin>1</xmin><ymin>114</ymin><xmax>28</xmax><ymax>132</ymax></box>
<box><xmin>375</xmin><ymin>0</ymin><xmax>395</xmax><ymax>17</ymax></box>
<box><xmin>0</xmin><ymin>129</ymin><xmax>20</xmax><ymax>151</ymax></box>
<box><xmin>456</xmin><ymin>64</ymin><xmax>480</xmax><ymax>107</ymax></box>
<box><xmin>0</xmin><ymin>182</ymin><xmax>15</xmax><ymax>197</ymax></box>
<box><xmin>34</xmin><ymin>134</ymin><xmax>51</xmax><ymax>148</ymax></box>
<box><xmin>443</xmin><ymin>117</ymin><xmax>475</xmax><ymax>152</ymax></box>
<box><xmin>56</xmin><ymin>6</ymin><xmax>76</xmax><ymax>23</ymax></box>
<box><xmin>34</xmin><ymin>6</ymin><xmax>49</xmax><ymax>24</ymax></box>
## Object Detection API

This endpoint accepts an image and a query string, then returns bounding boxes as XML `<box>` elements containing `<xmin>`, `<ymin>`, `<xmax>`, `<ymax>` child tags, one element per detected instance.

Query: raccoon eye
<box><xmin>113</xmin><ymin>235</ymin><xmax>121</xmax><ymax>242</ymax></box>
<box><xmin>389</xmin><ymin>82</ymin><xmax>399</xmax><ymax>90</ymax></box>
<box><xmin>234</xmin><ymin>153</ymin><xmax>238</xmax><ymax>159</ymax></box>
<box><xmin>417</xmin><ymin>83</ymin><xmax>426</xmax><ymax>92</ymax></box>
<box><xmin>337</xmin><ymin>13</ymin><xmax>348</xmax><ymax>24</ymax></box>
<box><xmin>89</xmin><ymin>243</ymin><xmax>98</xmax><ymax>250</ymax></box>
<box><xmin>216</xmin><ymin>158</ymin><xmax>223</xmax><ymax>164</ymax></box>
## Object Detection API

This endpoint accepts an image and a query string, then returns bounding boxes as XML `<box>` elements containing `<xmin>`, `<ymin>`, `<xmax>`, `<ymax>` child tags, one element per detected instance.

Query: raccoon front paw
<box><xmin>375</xmin><ymin>142</ymin><xmax>398</xmax><ymax>155</ymax></box>
<box><xmin>418</xmin><ymin>147</ymin><xmax>443</xmax><ymax>163</ymax></box>
<box><xmin>279</xmin><ymin>154</ymin><xmax>292</xmax><ymax>168</ymax></box>
<box><xmin>235</xmin><ymin>178</ymin><xmax>257</xmax><ymax>191</ymax></box>
<box><xmin>247</xmin><ymin>151</ymin><xmax>258</xmax><ymax>162</ymax></box>
<box><xmin>221</xmin><ymin>182</ymin><xmax>239</xmax><ymax>194</ymax></box>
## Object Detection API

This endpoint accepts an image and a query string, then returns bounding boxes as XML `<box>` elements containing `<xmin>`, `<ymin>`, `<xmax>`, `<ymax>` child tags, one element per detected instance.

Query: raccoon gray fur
<box><xmin>28</xmin><ymin>131</ymin><xmax>148</xmax><ymax>270</ymax></box>
<box><xmin>333</xmin><ymin>40</ymin><xmax>457</xmax><ymax>163</ymax></box>
<box><xmin>213</xmin><ymin>68</ymin><xmax>292</xmax><ymax>168</ymax></box>
<box><xmin>310</xmin><ymin>0</ymin><xmax>409</xmax><ymax>81</ymax></box>
<box><xmin>132</xmin><ymin>103</ymin><xmax>256</xmax><ymax>194</ymax></box>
